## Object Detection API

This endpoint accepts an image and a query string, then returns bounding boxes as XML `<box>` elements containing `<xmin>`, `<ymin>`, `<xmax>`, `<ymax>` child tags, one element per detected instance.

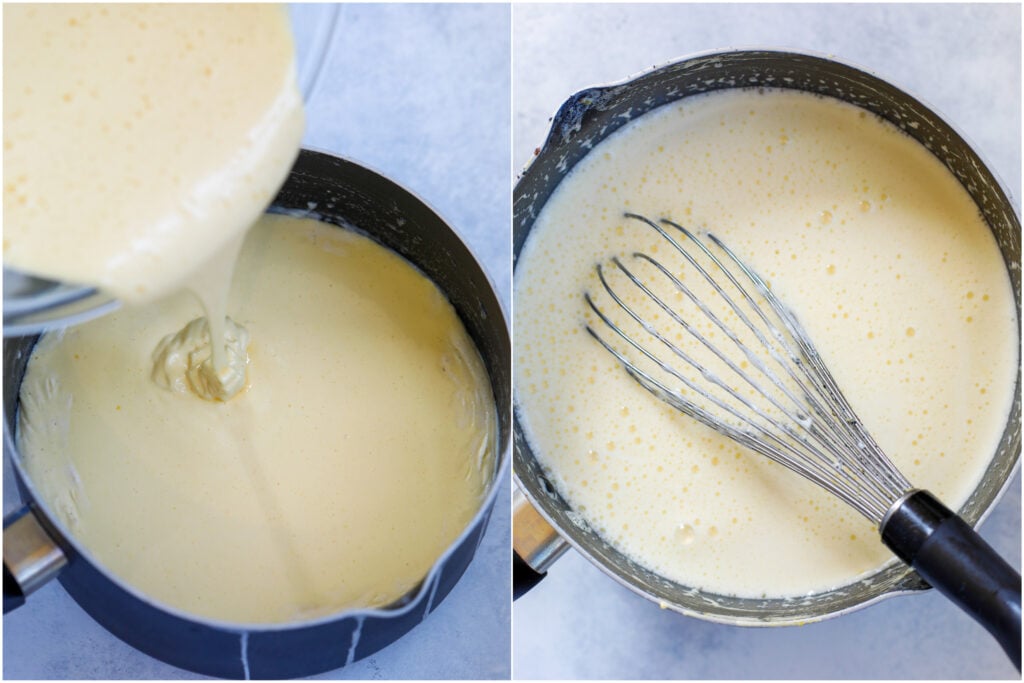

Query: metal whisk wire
<box><xmin>584</xmin><ymin>213</ymin><xmax>911</xmax><ymax>524</ymax></box>
<box><xmin>583</xmin><ymin>213</ymin><xmax>1021</xmax><ymax>669</ymax></box>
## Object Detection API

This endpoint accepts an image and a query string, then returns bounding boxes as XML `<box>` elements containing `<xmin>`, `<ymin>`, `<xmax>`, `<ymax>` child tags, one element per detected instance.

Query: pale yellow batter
<box><xmin>3</xmin><ymin>4</ymin><xmax>304</xmax><ymax>305</ymax></box>
<box><xmin>514</xmin><ymin>89</ymin><xmax>1018</xmax><ymax>597</ymax></box>
<box><xmin>4</xmin><ymin>5</ymin><xmax>302</xmax><ymax>403</ymax></box>
<box><xmin>18</xmin><ymin>215</ymin><xmax>497</xmax><ymax>623</ymax></box>
<box><xmin>7</xmin><ymin>4</ymin><xmax>497</xmax><ymax>625</ymax></box>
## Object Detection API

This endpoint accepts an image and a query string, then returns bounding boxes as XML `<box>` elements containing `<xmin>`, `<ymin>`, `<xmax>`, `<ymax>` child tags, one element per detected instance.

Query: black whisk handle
<box><xmin>881</xmin><ymin>489</ymin><xmax>1021</xmax><ymax>670</ymax></box>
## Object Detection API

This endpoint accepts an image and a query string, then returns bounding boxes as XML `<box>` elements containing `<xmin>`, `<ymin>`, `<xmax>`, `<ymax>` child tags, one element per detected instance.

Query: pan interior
<box><xmin>513</xmin><ymin>50</ymin><xmax>1020</xmax><ymax>624</ymax></box>
<box><xmin>6</xmin><ymin>151</ymin><xmax>511</xmax><ymax>626</ymax></box>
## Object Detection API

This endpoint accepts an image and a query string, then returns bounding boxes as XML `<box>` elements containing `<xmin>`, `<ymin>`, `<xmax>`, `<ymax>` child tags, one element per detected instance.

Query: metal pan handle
<box><xmin>3</xmin><ymin>504</ymin><xmax>67</xmax><ymax>613</ymax></box>
<box><xmin>513</xmin><ymin>487</ymin><xmax>569</xmax><ymax>599</ymax></box>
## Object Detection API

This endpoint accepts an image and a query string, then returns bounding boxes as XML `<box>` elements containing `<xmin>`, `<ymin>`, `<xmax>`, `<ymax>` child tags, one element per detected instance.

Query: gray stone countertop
<box><xmin>512</xmin><ymin>3</ymin><xmax>1020</xmax><ymax>680</ymax></box>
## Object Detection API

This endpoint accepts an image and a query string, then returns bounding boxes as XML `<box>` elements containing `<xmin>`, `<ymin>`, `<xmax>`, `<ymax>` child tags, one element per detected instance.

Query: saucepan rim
<box><xmin>4</xmin><ymin>146</ymin><xmax>512</xmax><ymax>634</ymax></box>
<box><xmin>513</xmin><ymin>46</ymin><xmax>1021</xmax><ymax>626</ymax></box>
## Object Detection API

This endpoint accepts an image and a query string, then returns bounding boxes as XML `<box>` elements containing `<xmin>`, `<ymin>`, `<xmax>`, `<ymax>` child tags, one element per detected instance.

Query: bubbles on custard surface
<box><xmin>514</xmin><ymin>87</ymin><xmax>1017</xmax><ymax>598</ymax></box>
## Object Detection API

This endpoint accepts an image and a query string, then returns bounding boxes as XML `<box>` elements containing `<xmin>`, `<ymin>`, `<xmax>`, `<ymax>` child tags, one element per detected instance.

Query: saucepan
<box><xmin>513</xmin><ymin>49</ymin><xmax>1021</xmax><ymax>626</ymax></box>
<box><xmin>4</xmin><ymin>148</ymin><xmax>511</xmax><ymax>678</ymax></box>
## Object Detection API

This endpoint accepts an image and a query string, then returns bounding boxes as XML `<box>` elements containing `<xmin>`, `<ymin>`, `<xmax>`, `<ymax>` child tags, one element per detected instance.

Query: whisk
<box><xmin>584</xmin><ymin>212</ymin><xmax>1021</xmax><ymax>669</ymax></box>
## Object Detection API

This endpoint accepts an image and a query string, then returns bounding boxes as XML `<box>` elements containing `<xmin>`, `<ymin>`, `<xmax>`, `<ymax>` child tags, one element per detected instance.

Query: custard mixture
<box><xmin>8</xmin><ymin>5</ymin><xmax>497</xmax><ymax>624</ymax></box>
<box><xmin>514</xmin><ymin>89</ymin><xmax>1018</xmax><ymax>597</ymax></box>
<box><xmin>5</xmin><ymin>4</ymin><xmax>305</xmax><ymax>400</ymax></box>
<box><xmin>4</xmin><ymin>4</ymin><xmax>304</xmax><ymax>305</ymax></box>
<box><xmin>18</xmin><ymin>215</ymin><xmax>497</xmax><ymax>623</ymax></box>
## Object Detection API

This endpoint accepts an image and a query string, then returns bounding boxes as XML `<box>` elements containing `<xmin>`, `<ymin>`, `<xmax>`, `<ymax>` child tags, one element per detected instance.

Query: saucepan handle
<box><xmin>3</xmin><ymin>504</ymin><xmax>67</xmax><ymax>614</ymax></box>
<box><xmin>881</xmin><ymin>489</ymin><xmax>1021</xmax><ymax>671</ymax></box>
<box><xmin>513</xmin><ymin>552</ymin><xmax>546</xmax><ymax>600</ymax></box>
<box><xmin>512</xmin><ymin>487</ymin><xmax>570</xmax><ymax>600</ymax></box>
<box><xmin>4</xmin><ymin>562</ymin><xmax>26</xmax><ymax>613</ymax></box>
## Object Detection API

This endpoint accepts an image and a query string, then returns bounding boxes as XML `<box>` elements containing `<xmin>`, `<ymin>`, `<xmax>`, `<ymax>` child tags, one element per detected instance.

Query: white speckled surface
<box><xmin>3</xmin><ymin>4</ymin><xmax>511</xmax><ymax>679</ymax></box>
<box><xmin>512</xmin><ymin>3</ymin><xmax>1021</xmax><ymax>680</ymax></box>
